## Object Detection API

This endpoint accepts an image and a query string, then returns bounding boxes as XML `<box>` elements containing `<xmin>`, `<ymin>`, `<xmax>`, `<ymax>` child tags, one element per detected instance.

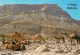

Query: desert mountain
<box><xmin>0</xmin><ymin>4</ymin><xmax>80</xmax><ymax>37</ymax></box>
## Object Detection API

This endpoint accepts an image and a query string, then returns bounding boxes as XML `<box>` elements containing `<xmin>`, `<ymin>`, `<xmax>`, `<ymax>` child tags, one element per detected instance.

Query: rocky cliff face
<box><xmin>0</xmin><ymin>4</ymin><xmax>80</xmax><ymax>37</ymax></box>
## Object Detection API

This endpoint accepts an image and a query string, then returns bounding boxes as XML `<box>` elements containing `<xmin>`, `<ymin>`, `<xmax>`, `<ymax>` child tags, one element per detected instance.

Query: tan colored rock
<box><xmin>35</xmin><ymin>45</ymin><xmax>48</xmax><ymax>52</ymax></box>
<box><xmin>55</xmin><ymin>50</ymin><xmax>64</xmax><ymax>53</ymax></box>
<box><xmin>76</xmin><ymin>49</ymin><xmax>80</xmax><ymax>54</ymax></box>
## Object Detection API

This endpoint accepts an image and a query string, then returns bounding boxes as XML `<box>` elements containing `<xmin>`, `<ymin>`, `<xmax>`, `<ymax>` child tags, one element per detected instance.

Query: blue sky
<box><xmin>0</xmin><ymin>0</ymin><xmax>80</xmax><ymax>20</ymax></box>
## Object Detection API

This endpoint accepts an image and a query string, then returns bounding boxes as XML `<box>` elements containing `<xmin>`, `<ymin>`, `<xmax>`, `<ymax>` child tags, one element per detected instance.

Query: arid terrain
<box><xmin>0</xmin><ymin>4</ymin><xmax>80</xmax><ymax>55</ymax></box>
<box><xmin>0</xmin><ymin>39</ymin><xmax>80</xmax><ymax>55</ymax></box>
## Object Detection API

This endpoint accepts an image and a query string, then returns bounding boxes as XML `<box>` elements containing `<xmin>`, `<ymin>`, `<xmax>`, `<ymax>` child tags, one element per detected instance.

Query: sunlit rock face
<box><xmin>0</xmin><ymin>4</ymin><xmax>80</xmax><ymax>37</ymax></box>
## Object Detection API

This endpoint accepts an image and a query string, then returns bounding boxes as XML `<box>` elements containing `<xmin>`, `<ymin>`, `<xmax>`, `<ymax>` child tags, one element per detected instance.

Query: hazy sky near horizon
<box><xmin>0</xmin><ymin>0</ymin><xmax>80</xmax><ymax>20</ymax></box>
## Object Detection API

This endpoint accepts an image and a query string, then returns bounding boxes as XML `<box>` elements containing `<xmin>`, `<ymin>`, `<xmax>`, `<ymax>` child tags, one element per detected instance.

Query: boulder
<box><xmin>35</xmin><ymin>45</ymin><xmax>48</xmax><ymax>52</ymax></box>
<box><xmin>76</xmin><ymin>49</ymin><xmax>80</xmax><ymax>54</ymax></box>
<box><xmin>71</xmin><ymin>43</ymin><xmax>76</xmax><ymax>46</ymax></box>
<box><xmin>55</xmin><ymin>50</ymin><xmax>64</xmax><ymax>53</ymax></box>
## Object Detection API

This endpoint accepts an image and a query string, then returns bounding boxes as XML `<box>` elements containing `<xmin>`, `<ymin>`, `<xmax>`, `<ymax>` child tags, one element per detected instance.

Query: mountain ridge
<box><xmin>0</xmin><ymin>4</ymin><xmax>80</xmax><ymax>37</ymax></box>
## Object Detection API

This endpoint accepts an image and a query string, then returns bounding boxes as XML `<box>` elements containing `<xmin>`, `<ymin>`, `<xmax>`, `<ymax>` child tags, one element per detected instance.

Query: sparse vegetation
<box><xmin>45</xmin><ymin>37</ymin><xmax>56</xmax><ymax>41</ymax></box>
<box><xmin>0</xmin><ymin>34</ymin><xmax>11</xmax><ymax>41</ymax></box>
<box><xmin>25</xmin><ymin>36</ymin><xmax>30</xmax><ymax>40</ymax></box>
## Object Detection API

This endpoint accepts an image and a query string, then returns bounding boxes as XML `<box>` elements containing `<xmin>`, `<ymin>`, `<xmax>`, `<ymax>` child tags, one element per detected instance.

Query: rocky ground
<box><xmin>0</xmin><ymin>39</ymin><xmax>80</xmax><ymax>55</ymax></box>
